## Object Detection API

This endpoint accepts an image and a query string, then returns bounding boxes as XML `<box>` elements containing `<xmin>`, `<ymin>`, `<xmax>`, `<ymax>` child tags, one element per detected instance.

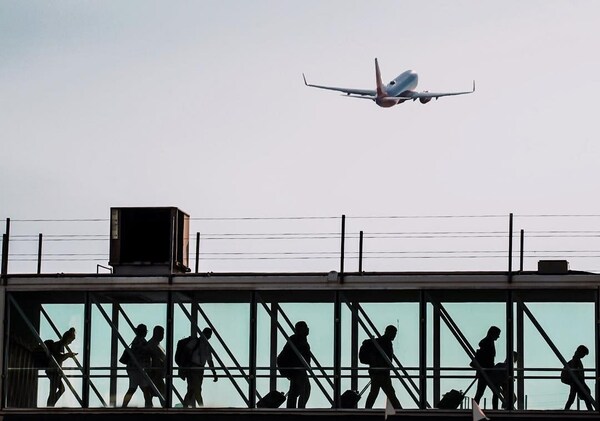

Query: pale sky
<box><xmin>2</xmin><ymin>1</ymin><xmax>600</xmax><ymax>273</ymax></box>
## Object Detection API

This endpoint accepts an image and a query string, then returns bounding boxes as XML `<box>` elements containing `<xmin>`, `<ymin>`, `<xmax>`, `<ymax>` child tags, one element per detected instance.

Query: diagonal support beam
<box><xmin>177</xmin><ymin>302</ymin><xmax>251</xmax><ymax>407</ymax></box>
<box><xmin>40</xmin><ymin>307</ymin><xmax>107</xmax><ymax>407</ymax></box>
<box><xmin>8</xmin><ymin>295</ymin><xmax>84</xmax><ymax>407</ymax></box>
<box><xmin>517</xmin><ymin>297</ymin><xmax>598</xmax><ymax>410</ymax></box>
<box><xmin>257</xmin><ymin>295</ymin><xmax>334</xmax><ymax>405</ymax></box>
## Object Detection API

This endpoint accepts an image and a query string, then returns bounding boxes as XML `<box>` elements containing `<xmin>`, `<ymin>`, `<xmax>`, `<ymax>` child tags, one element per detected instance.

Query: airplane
<box><xmin>303</xmin><ymin>58</ymin><xmax>475</xmax><ymax>107</ymax></box>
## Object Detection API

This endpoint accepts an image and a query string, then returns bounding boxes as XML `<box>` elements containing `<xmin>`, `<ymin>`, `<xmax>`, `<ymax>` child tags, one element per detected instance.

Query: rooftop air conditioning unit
<box><xmin>109</xmin><ymin>207</ymin><xmax>189</xmax><ymax>275</ymax></box>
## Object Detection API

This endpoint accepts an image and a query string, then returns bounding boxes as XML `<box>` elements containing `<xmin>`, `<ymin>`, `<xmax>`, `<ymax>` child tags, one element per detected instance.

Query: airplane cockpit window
<box><xmin>390</xmin><ymin>81</ymin><xmax>396</xmax><ymax>85</ymax></box>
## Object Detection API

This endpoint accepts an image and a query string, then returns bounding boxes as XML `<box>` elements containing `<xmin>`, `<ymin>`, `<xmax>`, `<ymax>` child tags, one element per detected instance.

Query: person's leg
<box><xmin>379</xmin><ymin>373</ymin><xmax>401</xmax><ymax>409</ymax></box>
<box><xmin>580</xmin><ymin>384</ymin><xmax>594</xmax><ymax>411</ymax></box>
<box><xmin>565</xmin><ymin>386</ymin><xmax>577</xmax><ymax>410</ymax></box>
<box><xmin>183</xmin><ymin>377</ymin><xmax>194</xmax><ymax>408</ymax></box>
<box><xmin>491</xmin><ymin>382</ymin><xmax>500</xmax><ymax>410</ymax></box>
<box><xmin>122</xmin><ymin>372</ymin><xmax>138</xmax><ymax>407</ymax></box>
<box><xmin>297</xmin><ymin>372</ymin><xmax>311</xmax><ymax>409</ymax></box>
<box><xmin>143</xmin><ymin>386</ymin><xmax>153</xmax><ymax>408</ymax></box>
<box><xmin>365</xmin><ymin>373</ymin><xmax>382</xmax><ymax>409</ymax></box>
<box><xmin>195</xmin><ymin>370</ymin><xmax>205</xmax><ymax>406</ymax></box>
<box><xmin>46</xmin><ymin>374</ymin><xmax>58</xmax><ymax>406</ymax></box>
<box><xmin>287</xmin><ymin>373</ymin><xmax>300</xmax><ymax>408</ymax></box>
<box><xmin>474</xmin><ymin>376</ymin><xmax>488</xmax><ymax>404</ymax></box>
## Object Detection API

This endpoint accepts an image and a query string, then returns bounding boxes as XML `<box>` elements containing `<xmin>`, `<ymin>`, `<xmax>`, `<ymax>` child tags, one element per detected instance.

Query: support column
<box><xmin>109</xmin><ymin>303</ymin><xmax>119</xmax><ymax>407</ymax></box>
<box><xmin>350</xmin><ymin>301</ymin><xmax>359</xmax><ymax>391</ymax></box>
<box><xmin>249</xmin><ymin>292</ymin><xmax>257</xmax><ymax>408</ymax></box>
<box><xmin>333</xmin><ymin>292</ymin><xmax>342</xmax><ymax>408</ymax></box>
<box><xmin>82</xmin><ymin>293</ymin><xmax>92</xmax><ymax>407</ymax></box>
<box><xmin>506</xmin><ymin>291</ymin><xmax>514</xmax><ymax>410</ymax></box>
<box><xmin>419</xmin><ymin>291</ymin><xmax>427</xmax><ymax>409</ymax></box>
<box><xmin>516</xmin><ymin>300</ymin><xmax>525</xmax><ymax>410</ymax></box>
<box><xmin>433</xmin><ymin>304</ymin><xmax>440</xmax><ymax>406</ymax></box>
<box><xmin>269</xmin><ymin>303</ymin><xmax>279</xmax><ymax>392</ymax></box>
<box><xmin>166</xmin><ymin>291</ymin><xmax>174</xmax><ymax>408</ymax></box>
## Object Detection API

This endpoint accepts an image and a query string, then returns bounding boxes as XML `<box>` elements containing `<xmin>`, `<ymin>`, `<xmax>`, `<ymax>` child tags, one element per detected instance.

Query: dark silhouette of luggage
<box><xmin>339</xmin><ymin>382</ymin><xmax>371</xmax><ymax>408</ymax></box>
<box><xmin>256</xmin><ymin>390</ymin><xmax>286</xmax><ymax>408</ymax></box>
<box><xmin>437</xmin><ymin>378</ymin><xmax>477</xmax><ymax>410</ymax></box>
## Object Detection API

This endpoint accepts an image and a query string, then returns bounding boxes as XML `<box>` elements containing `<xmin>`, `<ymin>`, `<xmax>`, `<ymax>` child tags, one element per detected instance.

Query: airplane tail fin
<box><xmin>375</xmin><ymin>58</ymin><xmax>386</xmax><ymax>97</ymax></box>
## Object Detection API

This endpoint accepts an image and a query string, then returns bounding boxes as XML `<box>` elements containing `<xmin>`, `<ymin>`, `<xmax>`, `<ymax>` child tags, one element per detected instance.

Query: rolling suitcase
<box><xmin>437</xmin><ymin>378</ymin><xmax>477</xmax><ymax>409</ymax></box>
<box><xmin>256</xmin><ymin>390</ymin><xmax>286</xmax><ymax>408</ymax></box>
<box><xmin>339</xmin><ymin>382</ymin><xmax>371</xmax><ymax>409</ymax></box>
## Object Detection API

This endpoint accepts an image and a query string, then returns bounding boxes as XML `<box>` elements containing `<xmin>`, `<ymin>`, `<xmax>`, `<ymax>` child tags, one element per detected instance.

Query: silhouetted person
<box><xmin>122</xmin><ymin>324</ymin><xmax>152</xmax><ymax>407</ymax></box>
<box><xmin>473</xmin><ymin>326</ymin><xmax>501</xmax><ymax>405</ymax></box>
<box><xmin>564</xmin><ymin>345</ymin><xmax>593</xmax><ymax>411</ymax></box>
<box><xmin>365</xmin><ymin>325</ymin><xmax>401</xmax><ymax>409</ymax></box>
<box><xmin>279</xmin><ymin>321</ymin><xmax>311</xmax><ymax>408</ymax></box>
<box><xmin>147</xmin><ymin>326</ymin><xmax>166</xmax><ymax>407</ymax></box>
<box><xmin>45</xmin><ymin>327</ymin><xmax>77</xmax><ymax>407</ymax></box>
<box><xmin>183</xmin><ymin>328</ymin><xmax>218</xmax><ymax>408</ymax></box>
<box><xmin>490</xmin><ymin>351</ymin><xmax>517</xmax><ymax>410</ymax></box>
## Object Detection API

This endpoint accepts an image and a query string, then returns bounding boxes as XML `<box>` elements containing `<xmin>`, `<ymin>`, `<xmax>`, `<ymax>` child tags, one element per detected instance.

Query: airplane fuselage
<box><xmin>376</xmin><ymin>70</ymin><xmax>419</xmax><ymax>108</ymax></box>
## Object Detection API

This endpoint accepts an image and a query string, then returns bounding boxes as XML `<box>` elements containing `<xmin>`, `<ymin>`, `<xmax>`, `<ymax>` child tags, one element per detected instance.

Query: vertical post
<box><xmin>195</xmin><ymin>232</ymin><xmax>200</xmax><ymax>273</ymax></box>
<box><xmin>516</xmin><ymin>301</ymin><xmax>525</xmax><ymax>410</ymax></box>
<box><xmin>249</xmin><ymin>292</ymin><xmax>257</xmax><ymax>408</ymax></box>
<box><xmin>109</xmin><ymin>303</ymin><xmax>119</xmax><ymax>406</ymax></box>
<box><xmin>433</xmin><ymin>304</ymin><xmax>441</xmax><ymax>406</ymax></box>
<box><xmin>594</xmin><ymin>287</ymin><xmax>600</xmax><ymax>411</ymax></box>
<box><xmin>82</xmin><ymin>293</ymin><xmax>92</xmax><ymax>407</ymax></box>
<box><xmin>37</xmin><ymin>233</ymin><xmax>43</xmax><ymax>275</ymax></box>
<box><xmin>350</xmin><ymin>301</ymin><xmax>359</xmax><ymax>391</ymax></box>
<box><xmin>1</xmin><ymin>289</ymin><xmax>10</xmax><ymax>409</ymax></box>
<box><xmin>1</xmin><ymin>218</ymin><xmax>10</xmax><ymax>280</ymax></box>
<box><xmin>333</xmin><ymin>292</ymin><xmax>341</xmax><ymax>408</ymax></box>
<box><xmin>166</xmin><ymin>290</ymin><xmax>174</xmax><ymax>408</ymax></box>
<box><xmin>519</xmin><ymin>229</ymin><xmax>524</xmax><ymax>272</ymax></box>
<box><xmin>506</xmin><ymin>291</ymin><xmax>514</xmax><ymax>410</ymax></box>
<box><xmin>358</xmin><ymin>231</ymin><xmax>364</xmax><ymax>273</ymax></box>
<box><xmin>340</xmin><ymin>215</ymin><xmax>345</xmax><ymax>281</ymax></box>
<box><xmin>419</xmin><ymin>291</ymin><xmax>427</xmax><ymax>409</ymax></box>
<box><xmin>508</xmin><ymin>213</ymin><xmax>513</xmax><ymax>283</ymax></box>
<box><xmin>269</xmin><ymin>302</ymin><xmax>279</xmax><ymax>391</ymax></box>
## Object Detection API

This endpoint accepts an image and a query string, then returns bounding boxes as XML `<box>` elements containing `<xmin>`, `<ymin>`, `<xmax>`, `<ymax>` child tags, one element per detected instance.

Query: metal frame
<box><xmin>1</xmin><ymin>287</ymin><xmax>599</xmax><ymax>412</ymax></box>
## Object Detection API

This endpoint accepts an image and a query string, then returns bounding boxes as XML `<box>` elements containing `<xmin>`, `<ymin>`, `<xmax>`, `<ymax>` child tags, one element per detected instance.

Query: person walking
<box><xmin>563</xmin><ymin>345</ymin><xmax>594</xmax><ymax>411</ymax></box>
<box><xmin>183</xmin><ymin>328</ymin><xmax>218</xmax><ymax>408</ymax></box>
<box><xmin>45</xmin><ymin>328</ymin><xmax>77</xmax><ymax>407</ymax></box>
<box><xmin>473</xmin><ymin>326</ymin><xmax>501</xmax><ymax>406</ymax></box>
<box><xmin>278</xmin><ymin>321</ymin><xmax>312</xmax><ymax>409</ymax></box>
<box><xmin>364</xmin><ymin>325</ymin><xmax>401</xmax><ymax>409</ymax></box>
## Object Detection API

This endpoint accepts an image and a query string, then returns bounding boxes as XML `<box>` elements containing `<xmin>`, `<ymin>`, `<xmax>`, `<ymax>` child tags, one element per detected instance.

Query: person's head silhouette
<box><xmin>384</xmin><ymin>325</ymin><xmax>397</xmax><ymax>340</ymax></box>
<box><xmin>295</xmin><ymin>321</ymin><xmax>309</xmax><ymax>337</ymax></box>
<box><xmin>62</xmin><ymin>327</ymin><xmax>76</xmax><ymax>345</ymax></box>
<box><xmin>202</xmin><ymin>327</ymin><xmax>213</xmax><ymax>340</ymax></box>
<box><xmin>487</xmin><ymin>326</ymin><xmax>501</xmax><ymax>340</ymax></box>
<box><xmin>575</xmin><ymin>345</ymin><xmax>589</xmax><ymax>359</ymax></box>
<box><xmin>153</xmin><ymin>326</ymin><xmax>164</xmax><ymax>341</ymax></box>
<box><xmin>135</xmin><ymin>324</ymin><xmax>148</xmax><ymax>337</ymax></box>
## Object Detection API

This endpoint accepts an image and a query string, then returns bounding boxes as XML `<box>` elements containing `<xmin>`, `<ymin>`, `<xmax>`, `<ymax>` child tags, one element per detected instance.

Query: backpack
<box><xmin>175</xmin><ymin>336</ymin><xmax>193</xmax><ymax>367</ymax></box>
<box><xmin>276</xmin><ymin>344</ymin><xmax>294</xmax><ymax>379</ymax></box>
<box><xmin>359</xmin><ymin>339</ymin><xmax>376</xmax><ymax>365</ymax></box>
<box><xmin>31</xmin><ymin>340</ymin><xmax>54</xmax><ymax>369</ymax></box>
<box><xmin>561</xmin><ymin>360</ymin><xmax>574</xmax><ymax>385</ymax></box>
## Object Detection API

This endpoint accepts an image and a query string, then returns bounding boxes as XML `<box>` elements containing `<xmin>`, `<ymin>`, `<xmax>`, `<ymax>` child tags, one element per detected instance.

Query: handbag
<box><xmin>119</xmin><ymin>349</ymin><xmax>131</xmax><ymax>365</ymax></box>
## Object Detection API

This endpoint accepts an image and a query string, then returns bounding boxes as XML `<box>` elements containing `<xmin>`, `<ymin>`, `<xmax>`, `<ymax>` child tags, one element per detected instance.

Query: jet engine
<box><xmin>419</xmin><ymin>97</ymin><xmax>432</xmax><ymax>104</ymax></box>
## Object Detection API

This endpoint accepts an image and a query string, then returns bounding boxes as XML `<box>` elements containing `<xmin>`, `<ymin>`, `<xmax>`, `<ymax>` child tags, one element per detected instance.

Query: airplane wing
<box><xmin>405</xmin><ymin>81</ymin><xmax>476</xmax><ymax>100</ymax></box>
<box><xmin>303</xmin><ymin>74</ymin><xmax>376</xmax><ymax>97</ymax></box>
